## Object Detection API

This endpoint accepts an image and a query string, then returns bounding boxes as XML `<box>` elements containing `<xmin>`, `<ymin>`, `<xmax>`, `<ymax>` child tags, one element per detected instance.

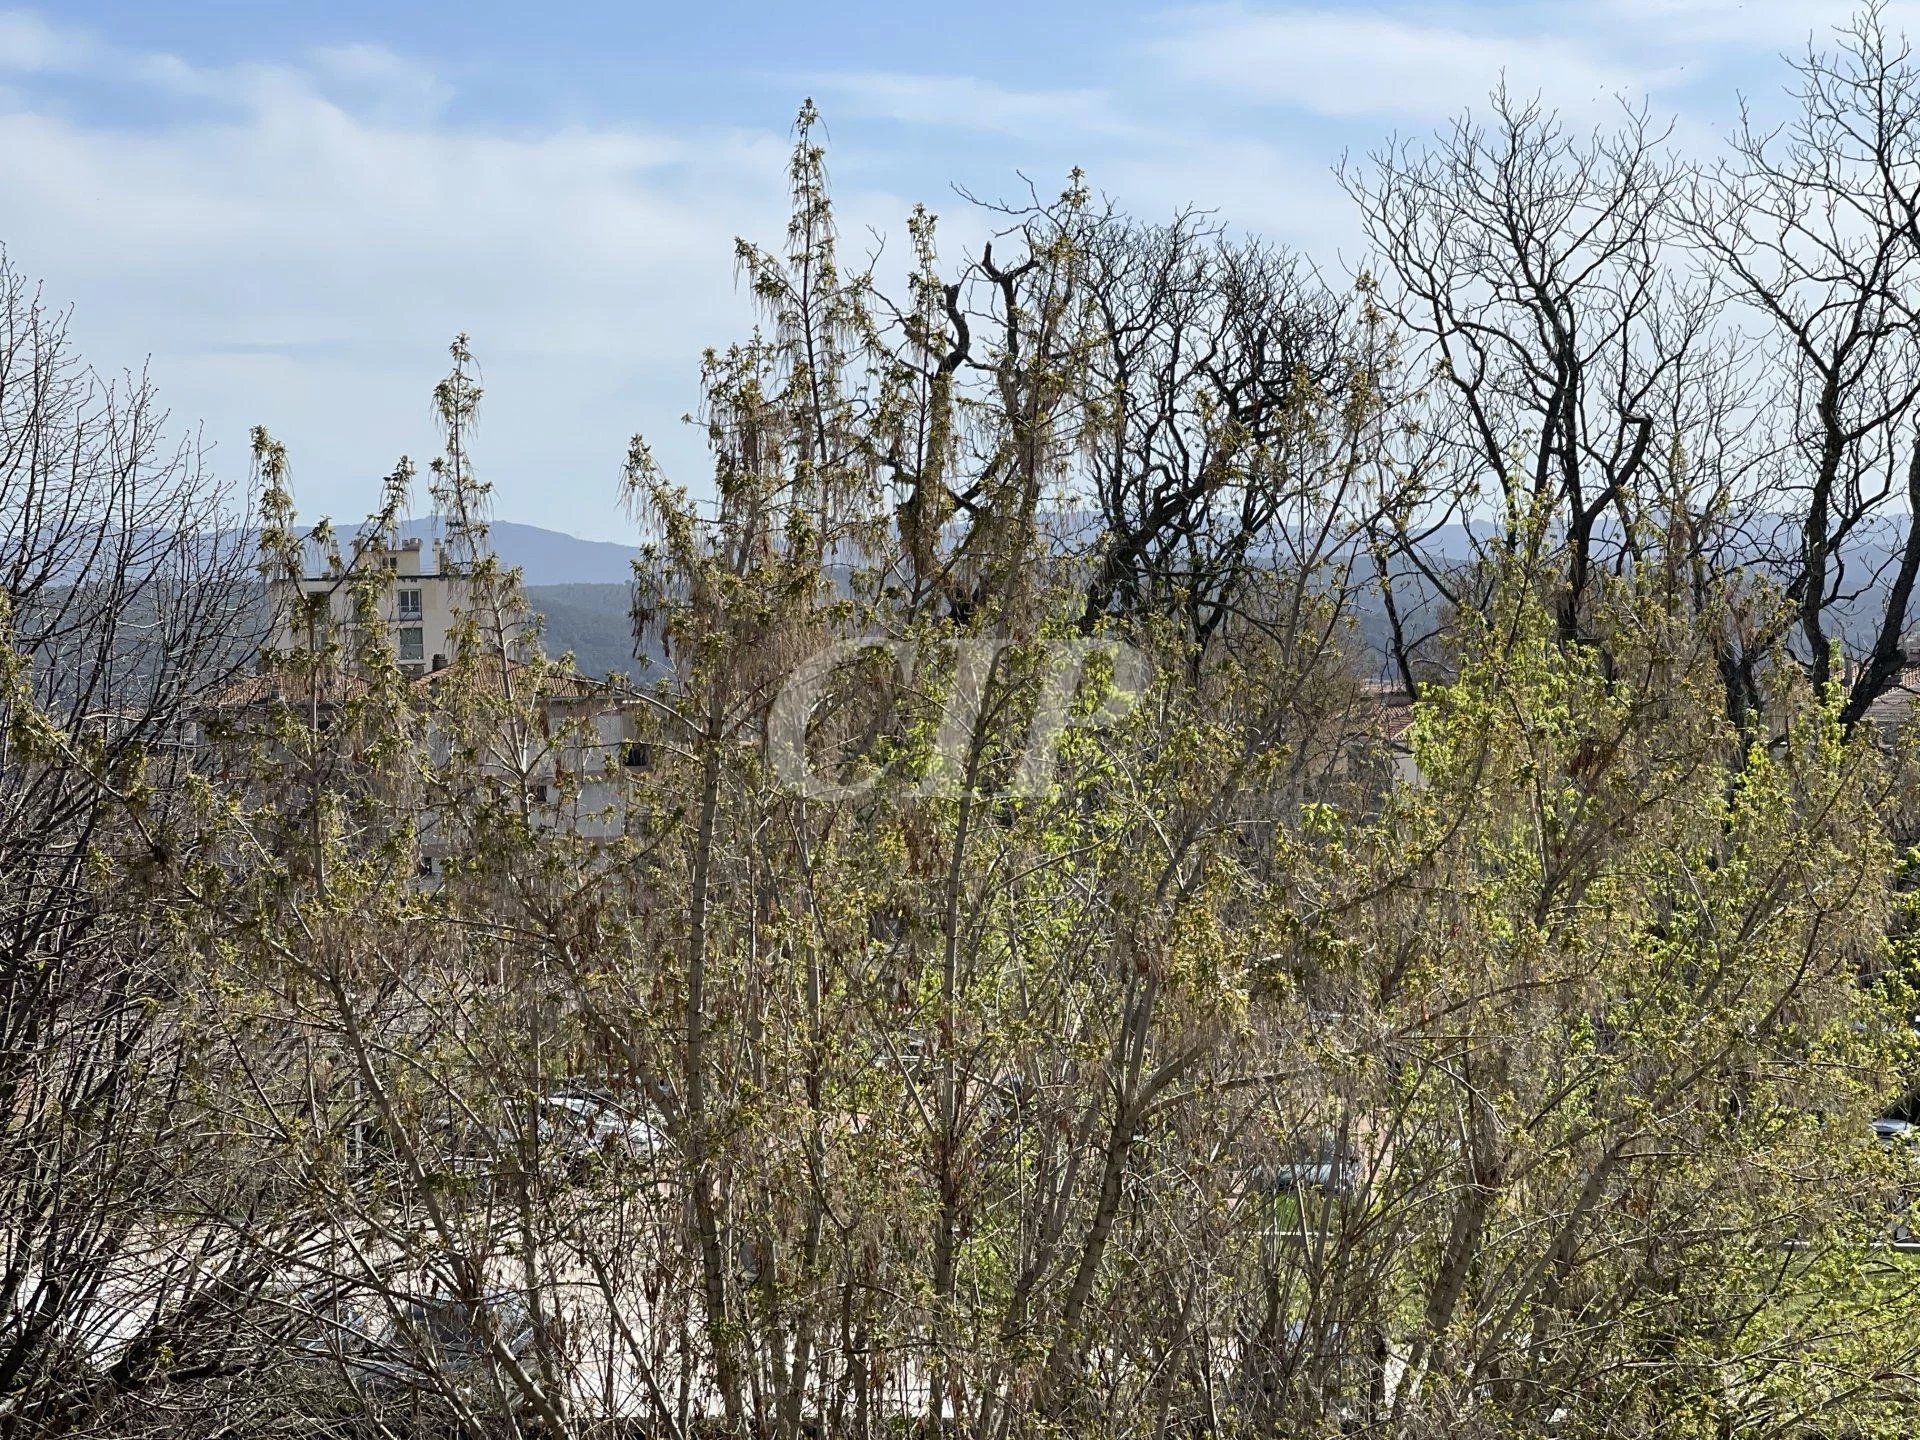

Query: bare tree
<box><xmin>1689</xmin><ymin>4</ymin><xmax>1920</xmax><ymax>727</ymax></box>
<box><xmin>0</xmin><ymin>253</ymin><xmax>282</xmax><ymax>1433</ymax></box>
<box><xmin>1346</xmin><ymin>91</ymin><xmax>1734</xmax><ymax>664</ymax></box>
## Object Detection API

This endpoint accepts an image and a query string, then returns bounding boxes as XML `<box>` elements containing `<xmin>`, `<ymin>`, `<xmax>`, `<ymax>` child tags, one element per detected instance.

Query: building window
<box><xmin>398</xmin><ymin>587</ymin><xmax>423</xmax><ymax>619</ymax></box>
<box><xmin>624</xmin><ymin>741</ymin><xmax>652</xmax><ymax>770</ymax></box>
<box><xmin>398</xmin><ymin>626</ymin><xmax>424</xmax><ymax>661</ymax></box>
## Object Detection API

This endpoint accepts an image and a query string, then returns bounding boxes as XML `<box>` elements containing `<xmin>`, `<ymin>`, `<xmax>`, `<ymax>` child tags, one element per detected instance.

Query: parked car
<box><xmin>1871</xmin><ymin>1116</ymin><xmax>1920</xmax><ymax>1243</ymax></box>
<box><xmin>296</xmin><ymin>1289</ymin><xmax>537</xmax><ymax>1398</ymax></box>
<box><xmin>1872</xmin><ymin>1116</ymin><xmax>1915</xmax><ymax>1145</ymax></box>
<box><xmin>402</xmin><ymin>1290</ymin><xmax>537</xmax><ymax>1374</ymax></box>
<box><xmin>540</xmin><ymin>1090</ymin><xmax>665</xmax><ymax>1156</ymax></box>
<box><xmin>497</xmin><ymin>1089</ymin><xmax>666</xmax><ymax>1180</ymax></box>
<box><xmin>1255</xmin><ymin>1136</ymin><xmax>1361</xmax><ymax>1199</ymax></box>
<box><xmin>295</xmin><ymin>1300</ymin><xmax>411</xmax><ymax>1396</ymax></box>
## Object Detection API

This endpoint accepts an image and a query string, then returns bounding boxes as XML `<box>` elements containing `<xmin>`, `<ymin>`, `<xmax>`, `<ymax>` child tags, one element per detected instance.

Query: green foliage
<box><xmin>23</xmin><ymin>80</ymin><xmax>1920</xmax><ymax>1440</ymax></box>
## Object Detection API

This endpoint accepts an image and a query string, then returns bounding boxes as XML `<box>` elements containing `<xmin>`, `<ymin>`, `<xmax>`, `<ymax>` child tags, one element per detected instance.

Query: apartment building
<box><xmin>271</xmin><ymin>535</ymin><xmax>467</xmax><ymax>678</ymax></box>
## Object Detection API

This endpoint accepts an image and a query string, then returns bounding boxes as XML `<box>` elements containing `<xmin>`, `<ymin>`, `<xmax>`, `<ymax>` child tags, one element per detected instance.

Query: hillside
<box><xmin>524</xmin><ymin>583</ymin><xmax>644</xmax><ymax>680</ymax></box>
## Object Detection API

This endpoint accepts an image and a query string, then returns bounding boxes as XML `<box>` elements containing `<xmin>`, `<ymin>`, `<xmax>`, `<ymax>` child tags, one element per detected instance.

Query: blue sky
<box><xmin>0</xmin><ymin>0</ymin><xmax>1886</xmax><ymax>536</ymax></box>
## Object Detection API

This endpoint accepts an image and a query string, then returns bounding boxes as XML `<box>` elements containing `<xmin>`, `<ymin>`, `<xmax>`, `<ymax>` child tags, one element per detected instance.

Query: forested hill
<box><xmin>298</xmin><ymin>516</ymin><xmax>1920</xmax><ymax>683</ymax></box>
<box><xmin>412</xmin><ymin>519</ymin><xmax>640</xmax><ymax>585</ymax></box>
<box><xmin>522</xmin><ymin>581</ymin><xmax>643</xmax><ymax>679</ymax></box>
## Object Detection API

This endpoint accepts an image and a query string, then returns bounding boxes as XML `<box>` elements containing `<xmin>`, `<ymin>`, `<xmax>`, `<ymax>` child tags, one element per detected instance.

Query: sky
<box><xmin>0</xmin><ymin>0</ymin><xmax>1897</xmax><ymax>537</ymax></box>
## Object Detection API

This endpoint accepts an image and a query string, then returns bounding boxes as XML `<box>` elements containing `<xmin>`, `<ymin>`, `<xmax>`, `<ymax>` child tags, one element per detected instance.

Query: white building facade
<box><xmin>272</xmin><ymin>536</ymin><xmax>470</xmax><ymax>678</ymax></box>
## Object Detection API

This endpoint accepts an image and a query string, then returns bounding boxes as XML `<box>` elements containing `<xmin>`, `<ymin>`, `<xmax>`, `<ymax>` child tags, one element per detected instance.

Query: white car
<box><xmin>481</xmin><ymin>1090</ymin><xmax>668</xmax><ymax>1181</ymax></box>
<box><xmin>1873</xmin><ymin>1116</ymin><xmax>1915</xmax><ymax>1145</ymax></box>
<box><xmin>536</xmin><ymin>1091</ymin><xmax>666</xmax><ymax>1160</ymax></box>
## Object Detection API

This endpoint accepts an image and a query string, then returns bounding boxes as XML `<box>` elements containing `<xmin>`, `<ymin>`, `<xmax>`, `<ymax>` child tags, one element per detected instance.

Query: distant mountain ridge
<box><xmin>271</xmin><ymin>517</ymin><xmax>644</xmax><ymax>677</ymax></box>
<box><xmin>389</xmin><ymin>518</ymin><xmax>641</xmax><ymax>587</ymax></box>
<box><xmin>286</xmin><ymin>515</ymin><xmax>1920</xmax><ymax>683</ymax></box>
<box><xmin>415</xmin><ymin>520</ymin><xmax>642</xmax><ymax>677</ymax></box>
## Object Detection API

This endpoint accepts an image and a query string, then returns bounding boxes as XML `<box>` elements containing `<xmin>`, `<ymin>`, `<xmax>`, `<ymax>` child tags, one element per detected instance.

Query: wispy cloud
<box><xmin>306</xmin><ymin>43</ymin><xmax>456</xmax><ymax>126</ymax></box>
<box><xmin>1149</xmin><ymin>5</ymin><xmax>1657</xmax><ymax>120</ymax></box>
<box><xmin>0</xmin><ymin>8</ymin><xmax>90</xmax><ymax>73</ymax></box>
<box><xmin>0</xmin><ymin>0</ymin><xmax>1882</xmax><ymax>527</ymax></box>
<box><xmin>1594</xmin><ymin>0</ymin><xmax>1880</xmax><ymax>51</ymax></box>
<box><xmin>0</xmin><ymin>11</ymin><xmax>826</xmax><ymax>521</ymax></box>
<box><xmin>813</xmin><ymin>72</ymin><xmax>1139</xmax><ymax>139</ymax></box>
<box><xmin>131</xmin><ymin>41</ymin><xmax>458</xmax><ymax>127</ymax></box>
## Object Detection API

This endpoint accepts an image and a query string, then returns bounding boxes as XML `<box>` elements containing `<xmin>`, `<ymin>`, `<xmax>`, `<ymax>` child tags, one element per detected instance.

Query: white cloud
<box><xmin>11</xmin><ymin>0</ymin><xmax>1861</xmax><ymax>530</ymax></box>
<box><xmin>1595</xmin><ymin>0</ymin><xmax>1884</xmax><ymax>51</ymax></box>
<box><xmin>1148</xmin><ymin>0</ymin><xmax>1920</xmax><ymax>129</ymax></box>
<box><xmin>0</xmin><ymin>8</ymin><xmax>89</xmax><ymax>73</ymax></box>
<box><xmin>1101</xmin><ymin>133</ymin><xmax>1359</xmax><ymax>257</ymax></box>
<box><xmin>1150</xmin><ymin>5</ymin><xmax>1657</xmax><ymax>120</ymax></box>
<box><xmin>0</xmin><ymin>15</ymin><xmax>851</xmax><ymax>526</ymax></box>
<box><xmin>306</xmin><ymin>43</ymin><xmax>455</xmax><ymax>126</ymax></box>
<box><xmin>0</xmin><ymin>14</ymin><xmax>1216</xmax><ymax>527</ymax></box>
<box><xmin>815</xmin><ymin>72</ymin><xmax>1140</xmax><ymax>139</ymax></box>
<box><xmin>133</xmin><ymin>43</ymin><xmax>452</xmax><ymax>127</ymax></box>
